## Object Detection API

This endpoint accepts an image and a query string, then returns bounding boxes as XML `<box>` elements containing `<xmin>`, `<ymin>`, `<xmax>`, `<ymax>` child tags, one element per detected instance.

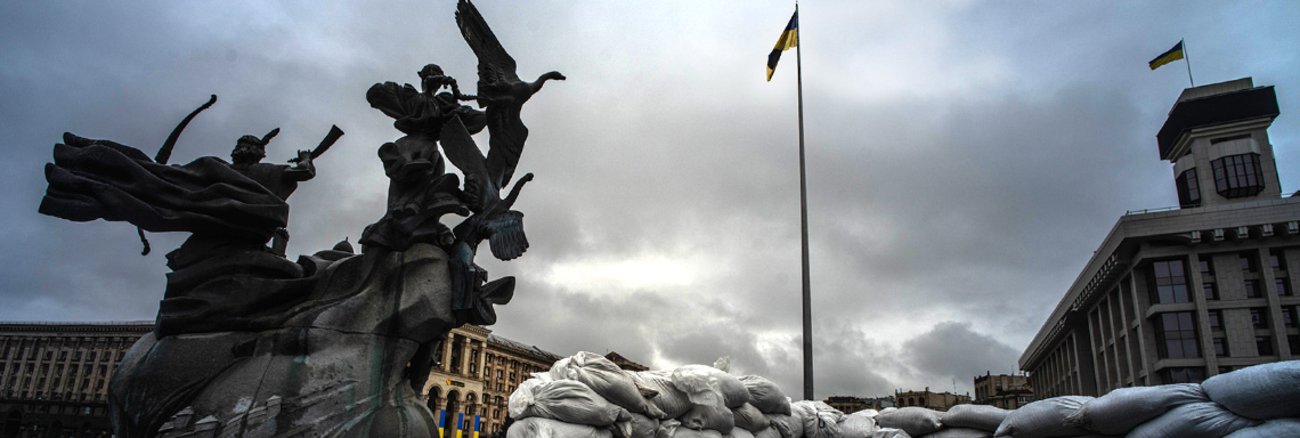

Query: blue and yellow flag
<box><xmin>766</xmin><ymin>10</ymin><xmax>799</xmax><ymax>81</ymax></box>
<box><xmin>1149</xmin><ymin>40</ymin><xmax>1185</xmax><ymax>70</ymax></box>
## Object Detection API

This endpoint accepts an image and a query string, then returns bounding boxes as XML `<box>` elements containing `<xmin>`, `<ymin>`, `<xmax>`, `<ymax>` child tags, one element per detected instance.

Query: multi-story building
<box><xmin>893</xmin><ymin>388</ymin><xmax>971</xmax><ymax>411</ymax></box>
<box><xmin>823</xmin><ymin>395</ymin><xmax>895</xmax><ymax>414</ymax></box>
<box><xmin>1019</xmin><ymin>78</ymin><xmax>1300</xmax><ymax>399</ymax></box>
<box><xmin>824</xmin><ymin>396</ymin><xmax>869</xmax><ymax>414</ymax></box>
<box><xmin>421</xmin><ymin>327</ymin><xmax>561</xmax><ymax>436</ymax></box>
<box><xmin>0</xmin><ymin>322</ymin><xmax>565</xmax><ymax>438</ymax></box>
<box><xmin>972</xmin><ymin>372</ymin><xmax>1032</xmax><ymax>409</ymax></box>
<box><xmin>1</xmin><ymin>321</ymin><xmax>153</xmax><ymax>438</ymax></box>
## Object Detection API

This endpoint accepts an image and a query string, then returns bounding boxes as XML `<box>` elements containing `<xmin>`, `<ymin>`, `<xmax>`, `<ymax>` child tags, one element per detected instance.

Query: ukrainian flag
<box><xmin>766</xmin><ymin>10</ymin><xmax>799</xmax><ymax>81</ymax></box>
<box><xmin>1149</xmin><ymin>40</ymin><xmax>1185</xmax><ymax>70</ymax></box>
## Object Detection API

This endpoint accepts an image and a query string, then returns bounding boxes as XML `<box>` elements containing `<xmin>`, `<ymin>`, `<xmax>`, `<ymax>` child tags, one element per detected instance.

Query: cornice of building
<box><xmin>0</xmin><ymin>321</ymin><xmax>154</xmax><ymax>335</ymax></box>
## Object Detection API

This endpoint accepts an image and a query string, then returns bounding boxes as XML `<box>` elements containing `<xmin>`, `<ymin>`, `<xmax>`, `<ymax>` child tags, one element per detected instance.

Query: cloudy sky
<box><xmin>3</xmin><ymin>1</ymin><xmax>1299</xmax><ymax>399</ymax></box>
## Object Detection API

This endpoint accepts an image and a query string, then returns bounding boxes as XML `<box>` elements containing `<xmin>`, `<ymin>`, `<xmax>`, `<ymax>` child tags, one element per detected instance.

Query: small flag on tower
<box><xmin>1148</xmin><ymin>40</ymin><xmax>1185</xmax><ymax>70</ymax></box>
<box><xmin>766</xmin><ymin>10</ymin><xmax>799</xmax><ymax>81</ymax></box>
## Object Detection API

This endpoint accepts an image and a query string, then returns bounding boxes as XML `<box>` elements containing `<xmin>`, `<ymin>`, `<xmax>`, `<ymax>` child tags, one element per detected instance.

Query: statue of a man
<box><xmin>229</xmin><ymin>131</ymin><xmax>316</xmax><ymax>202</ymax></box>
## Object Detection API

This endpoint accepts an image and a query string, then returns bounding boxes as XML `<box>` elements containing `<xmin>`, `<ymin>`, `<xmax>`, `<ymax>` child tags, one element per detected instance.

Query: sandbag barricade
<box><xmin>506</xmin><ymin>356</ymin><xmax>1300</xmax><ymax>438</ymax></box>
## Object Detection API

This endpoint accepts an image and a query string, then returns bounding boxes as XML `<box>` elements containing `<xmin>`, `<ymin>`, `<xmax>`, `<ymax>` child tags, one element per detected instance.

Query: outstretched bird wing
<box><xmin>483</xmin><ymin>210</ymin><xmax>528</xmax><ymax>261</ymax></box>
<box><xmin>456</xmin><ymin>0</ymin><xmax>519</xmax><ymax>86</ymax></box>
<box><xmin>456</xmin><ymin>0</ymin><xmax>530</xmax><ymax>190</ymax></box>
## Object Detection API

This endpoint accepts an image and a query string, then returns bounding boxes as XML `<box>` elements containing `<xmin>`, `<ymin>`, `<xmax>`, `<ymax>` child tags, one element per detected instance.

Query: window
<box><xmin>1271</xmin><ymin>249</ymin><xmax>1287</xmax><ymax>271</ymax></box>
<box><xmin>1150</xmin><ymin>260</ymin><xmax>1191</xmax><ymax>304</ymax></box>
<box><xmin>1159</xmin><ymin>367</ymin><xmax>1206</xmax><ymax>384</ymax></box>
<box><xmin>1251</xmin><ymin>308</ymin><xmax>1269</xmax><ymax>329</ymax></box>
<box><xmin>1176</xmin><ymin>169</ymin><xmax>1201</xmax><ymax>208</ymax></box>
<box><xmin>1212</xmin><ymin>153</ymin><xmax>1265</xmax><ymax>198</ymax></box>
<box><xmin>1203</xmin><ymin>283</ymin><xmax>1219</xmax><ymax>300</ymax></box>
<box><xmin>1245</xmin><ymin>280</ymin><xmax>1262</xmax><ymax>298</ymax></box>
<box><xmin>1276</xmin><ymin>278</ymin><xmax>1292</xmax><ymax>296</ymax></box>
<box><xmin>1200</xmin><ymin>256</ymin><xmax>1214</xmax><ymax>276</ymax></box>
<box><xmin>1257</xmin><ymin>336</ymin><xmax>1275</xmax><ymax>356</ymax></box>
<box><xmin>1208</xmin><ymin>310</ymin><xmax>1223</xmax><ymax>331</ymax></box>
<box><xmin>1290</xmin><ymin>335</ymin><xmax>1300</xmax><ymax>354</ymax></box>
<box><xmin>1241</xmin><ymin>253</ymin><xmax>1258</xmax><ymax>273</ymax></box>
<box><xmin>1155</xmin><ymin>312</ymin><xmax>1200</xmax><ymax>359</ymax></box>
<box><xmin>1283</xmin><ymin>307</ymin><xmax>1297</xmax><ymax>328</ymax></box>
<box><xmin>1213</xmin><ymin>337</ymin><xmax>1230</xmax><ymax>357</ymax></box>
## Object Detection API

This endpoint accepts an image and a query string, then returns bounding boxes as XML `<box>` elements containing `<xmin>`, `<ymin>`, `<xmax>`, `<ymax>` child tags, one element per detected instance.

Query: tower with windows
<box><xmin>1160</xmin><ymin>78</ymin><xmax>1281</xmax><ymax>208</ymax></box>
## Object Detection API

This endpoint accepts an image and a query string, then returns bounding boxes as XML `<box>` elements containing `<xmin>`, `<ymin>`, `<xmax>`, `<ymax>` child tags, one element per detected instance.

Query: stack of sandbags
<box><xmin>986</xmin><ymin>361</ymin><xmax>1300</xmax><ymax>437</ymax></box>
<box><xmin>507</xmin><ymin>377</ymin><xmax>632</xmax><ymax>437</ymax></box>
<box><xmin>838</xmin><ymin>409</ymin><xmax>880</xmax><ymax>437</ymax></box>
<box><xmin>1063</xmin><ymin>383</ymin><xmax>1208</xmax><ymax>436</ymax></box>
<box><xmin>877</xmin><ymin>407</ymin><xmax>943</xmax><ymax>437</ymax></box>
<box><xmin>739</xmin><ymin>375</ymin><xmax>792</xmax><ymax>438</ymax></box>
<box><xmin>921</xmin><ymin>404</ymin><xmax>1008</xmax><ymax>438</ymax></box>
<box><xmin>509</xmin><ymin>353</ymin><xmax>783</xmax><ymax>438</ymax></box>
<box><xmin>790</xmin><ymin>400</ymin><xmax>844</xmax><ymax>438</ymax></box>
<box><xmin>993</xmin><ymin>396</ymin><xmax>1092</xmax><ymax>437</ymax></box>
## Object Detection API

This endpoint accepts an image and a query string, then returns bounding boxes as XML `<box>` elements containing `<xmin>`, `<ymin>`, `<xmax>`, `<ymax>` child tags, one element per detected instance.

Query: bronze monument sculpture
<box><xmin>36</xmin><ymin>1</ymin><xmax>562</xmax><ymax>436</ymax></box>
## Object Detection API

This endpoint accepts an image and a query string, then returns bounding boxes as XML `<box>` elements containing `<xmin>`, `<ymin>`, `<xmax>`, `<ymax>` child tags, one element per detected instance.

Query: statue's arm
<box><xmin>284</xmin><ymin>151</ymin><xmax>316</xmax><ymax>182</ymax></box>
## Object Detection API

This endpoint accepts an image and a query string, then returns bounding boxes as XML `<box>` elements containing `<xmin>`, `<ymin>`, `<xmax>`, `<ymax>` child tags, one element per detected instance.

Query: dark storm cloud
<box><xmin>3</xmin><ymin>0</ymin><xmax>1299</xmax><ymax>400</ymax></box>
<box><xmin>902</xmin><ymin>322</ymin><xmax>1021</xmax><ymax>394</ymax></box>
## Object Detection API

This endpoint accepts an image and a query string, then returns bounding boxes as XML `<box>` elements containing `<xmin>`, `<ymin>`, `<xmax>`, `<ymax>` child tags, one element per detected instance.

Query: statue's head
<box><xmin>418</xmin><ymin>64</ymin><xmax>444</xmax><ymax>80</ymax></box>
<box><xmin>232</xmin><ymin>129</ymin><xmax>278</xmax><ymax>164</ymax></box>
<box><xmin>419</xmin><ymin>64</ymin><xmax>445</xmax><ymax>91</ymax></box>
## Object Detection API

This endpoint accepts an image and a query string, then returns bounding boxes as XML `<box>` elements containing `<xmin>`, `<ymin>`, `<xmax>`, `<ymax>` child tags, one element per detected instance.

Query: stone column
<box><xmin>441</xmin><ymin>335</ymin><xmax>455</xmax><ymax>373</ymax></box>
<box><xmin>478</xmin><ymin>343</ymin><xmax>488</xmax><ymax>379</ymax></box>
<box><xmin>460</xmin><ymin>339</ymin><xmax>472</xmax><ymax>377</ymax></box>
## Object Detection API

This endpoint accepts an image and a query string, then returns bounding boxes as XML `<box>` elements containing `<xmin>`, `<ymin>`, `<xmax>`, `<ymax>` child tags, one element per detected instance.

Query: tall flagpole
<box><xmin>1182</xmin><ymin>38</ymin><xmax>1195</xmax><ymax>87</ymax></box>
<box><xmin>794</xmin><ymin>0</ymin><xmax>814</xmax><ymax>401</ymax></box>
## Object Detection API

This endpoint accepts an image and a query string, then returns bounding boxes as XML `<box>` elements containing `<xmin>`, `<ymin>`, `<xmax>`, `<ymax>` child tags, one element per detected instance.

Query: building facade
<box><xmin>1019</xmin><ymin>78</ymin><xmax>1300</xmax><ymax>399</ymax></box>
<box><xmin>823</xmin><ymin>396</ymin><xmax>895</xmax><ymax>414</ymax></box>
<box><xmin>418</xmin><ymin>326</ymin><xmax>561</xmax><ymax>436</ymax></box>
<box><xmin>1</xmin><ymin>321</ymin><xmax>153</xmax><ymax>438</ymax></box>
<box><xmin>972</xmin><ymin>372</ymin><xmax>1031</xmax><ymax>409</ymax></box>
<box><xmin>893</xmin><ymin>388</ymin><xmax>971</xmax><ymax>411</ymax></box>
<box><xmin>0</xmin><ymin>322</ymin><xmax>562</xmax><ymax>438</ymax></box>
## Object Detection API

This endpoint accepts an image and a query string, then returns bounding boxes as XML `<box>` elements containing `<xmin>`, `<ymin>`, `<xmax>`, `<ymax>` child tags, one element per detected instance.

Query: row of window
<box><xmin>1156</xmin><ymin>309</ymin><xmax>1300</xmax><ymax>360</ymax></box>
<box><xmin>1152</xmin><ymin>251</ymin><xmax>1292</xmax><ymax>305</ymax></box>
<box><xmin>1175</xmin><ymin>152</ymin><xmax>1266</xmax><ymax>207</ymax></box>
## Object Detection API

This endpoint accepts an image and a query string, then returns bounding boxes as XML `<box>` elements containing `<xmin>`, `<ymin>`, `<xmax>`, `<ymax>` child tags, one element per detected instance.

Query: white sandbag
<box><xmin>872</xmin><ymin>428</ymin><xmax>910</xmax><ymax>438</ymax></box>
<box><xmin>941</xmin><ymin>404</ymin><xmax>1008</xmax><ymax>432</ymax></box>
<box><xmin>730</xmin><ymin>428</ymin><xmax>756</xmax><ymax>438</ymax></box>
<box><xmin>733</xmin><ymin>403</ymin><xmax>771</xmax><ymax>432</ymax></box>
<box><xmin>854</xmin><ymin>409</ymin><xmax>881</xmax><ymax>419</ymax></box>
<box><xmin>1224</xmin><ymin>418</ymin><xmax>1300</xmax><ymax>438</ymax></box>
<box><xmin>839</xmin><ymin>412</ymin><xmax>878</xmax><ymax>437</ymax></box>
<box><xmin>792</xmin><ymin>401</ymin><xmax>843</xmax><ymax>438</ymax></box>
<box><xmin>672</xmin><ymin>365</ymin><xmax>752</xmax><ymax>409</ymax></box>
<box><xmin>1063</xmin><ymin>383</ymin><xmax>1205</xmax><ymax>435</ymax></box>
<box><xmin>630</xmin><ymin>413</ymin><xmax>661</xmax><ymax>438</ymax></box>
<box><xmin>739</xmin><ymin>375</ymin><xmax>791</xmax><ymax>415</ymax></box>
<box><xmin>551</xmin><ymin>351</ymin><xmax>667</xmax><ymax>418</ymax></box>
<box><xmin>1127</xmin><ymin>401</ymin><xmax>1259</xmax><ymax>438</ymax></box>
<box><xmin>1201</xmin><ymin>360</ymin><xmax>1300</xmax><ymax>420</ymax></box>
<box><xmin>657</xmin><ymin>420</ymin><xmax>724</xmax><ymax>438</ymax></box>
<box><xmin>921</xmin><ymin>428</ymin><xmax>992</xmax><ymax>438</ymax></box>
<box><xmin>636</xmin><ymin>371</ymin><xmax>694</xmax><ymax>419</ymax></box>
<box><xmin>679</xmin><ymin>401</ymin><xmax>736</xmax><ymax>434</ymax></box>
<box><xmin>878</xmin><ymin>407</ymin><xmax>898</xmax><ymax>415</ymax></box>
<box><xmin>766</xmin><ymin>413</ymin><xmax>800</xmax><ymax>438</ymax></box>
<box><xmin>993</xmin><ymin>395</ymin><xmax>1092</xmax><ymax>438</ymax></box>
<box><xmin>752</xmin><ymin>426</ymin><xmax>781</xmax><ymax>438</ymax></box>
<box><xmin>876</xmin><ymin>407</ymin><xmax>942</xmax><ymax>437</ymax></box>
<box><xmin>507</xmin><ymin>417</ymin><xmax>614</xmax><ymax>438</ymax></box>
<box><xmin>509</xmin><ymin>378</ymin><xmax>631</xmax><ymax>426</ymax></box>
